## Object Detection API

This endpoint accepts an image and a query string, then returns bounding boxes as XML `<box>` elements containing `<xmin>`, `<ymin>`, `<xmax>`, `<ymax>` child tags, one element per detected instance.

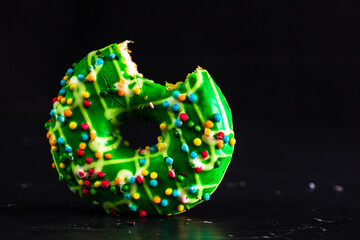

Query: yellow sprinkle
<box><xmin>104</xmin><ymin>153</ymin><xmax>112</xmax><ymax>159</ymax></box>
<box><xmin>194</xmin><ymin>138</ymin><xmax>202</xmax><ymax>146</ymax></box>
<box><xmin>119</xmin><ymin>78</ymin><xmax>126</xmax><ymax>85</ymax></box>
<box><xmin>79</xmin><ymin>142</ymin><xmax>86</xmax><ymax>150</ymax></box>
<box><xmin>51</xmin><ymin>146</ymin><xmax>58</xmax><ymax>152</ymax></box>
<box><xmin>132</xmin><ymin>192</ymin><xmax>140</xmax><ymax>200</ymax></box>
<box><xmin>124</xmin><ymin>140</ymin><xmax>130</xmax><ymax>146</ymax></box>
<box><xmin>87</xmin><ymin>72</ymin><xmax>96</xmax><ymax>82</ymax></box>
<box><xmin>133</xmin><ymin>87</ymin><xmax>141</xmax><ymax>95</ymax></box>
<box><xmin>60</xmin><ymin>97</ymin><xmax>66</xmax><ymax>104</ymax></box>
<box><xmin>159</xmin><ymin>123</ymin><xmax>167</xmax><ymax>131</ymax></box>
<box><xmin>78</xmin><ymin>180</ymin><xmax>84</xmax><ymax>186</ymax></box>
<box><xmin>144</xmin><ymin>96</ymin><xmax>148</xmax><ymax>100</ymax></box>
<box><xmin>229</xmin><ymin>138</ymin><xmax>236</xmax><ymax>146</ymax></box>
<box><xmin>157</xmin><ymin>143</ymin><xmax>165</xmax><ymax>151</ymax></box>
<box><xmin>66</xmin><ymin>98</ymin><xmax>73</xmax><ymax>105</ymax></box>
<box><xmin>204</xmin><ymin>120</ymin><xmax>214</xmax><ymax>129</ymax></box>
<box><xmin>145</xmin><ymin>146</ymin><xmax>150</xmax><ymax>151</ymax></box>
<box><xmin>94</xmin><ymin>181</ymin><xmax>101</xmax><ymax>188</ymax></box>
<box><xmin>178</xmin><ymin>94</ymin><xmax>186</xmax><ymax>102</ymax></box>
<box><xmin>150</xmin><ymin>172</ymin><xmax>158</xmax><ymax>179</ymax></box>
<box><xmin>114</xmin><ymin>177</ymin><xmax>121</xmax><ymax>185</ymax></box>
<box><xmin>177</xmin><ymin>204</ymin><xmax>184</xmax><ymax>212</ymax></box>
<box><xmin>59</xmin><ymin>163</ymin><xmax>66</xmax><ymax>169</ymax></box>
<box><xmin>82</xmin><ymin>91</ymin><xmax>90</xmax><ymax>98</ymax></box>
<box><xmin>204</xmin><ymin>128</ymin><xmax>211</xmax><ymax>137</ymax></box>
<box><xmin>70</xmin><ymin>83</ymin><xmax>77</xmax><ymax>91</ymax></box>
<box><xmin>90</xmin><ymin>131</ymin><xmax>97</xmax><ymax>140</ymax></box>
<box><xmin>165</xmin><ymin>188</ymin><xmax>173</xmax><ymax>195</ymax></box>
<box><xmin>141</xmin><ymin>169</ymin><xmax>149</xmax><ymax>176</ymax></box>
<box><xmin>69</xmin><ymin>122</ymin><xmax>77</xmax><ymax>130</ymax></box>
<box><xmin>153</xmin><ymin>196</ymin><xmax>161</xmax><ymax>204</ymax></box>
<box><xmin>63</xmin><ymin>75</ymin><xmax>69</xmax><ymax>80</ymax></box>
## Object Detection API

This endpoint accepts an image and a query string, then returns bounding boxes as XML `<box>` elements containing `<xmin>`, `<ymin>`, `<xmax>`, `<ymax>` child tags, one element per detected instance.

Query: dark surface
<box><xmin>2</xmin><ymin>0</ymin><xmax>360</xmax><ymax>239</ymax></box>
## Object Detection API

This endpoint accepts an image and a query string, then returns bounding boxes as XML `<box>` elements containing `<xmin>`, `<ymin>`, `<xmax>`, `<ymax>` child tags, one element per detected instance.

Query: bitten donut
<box><xmin>45</xmin><ymin>41</ymin><xmax>236</xmax><ymax>216</ymax></box>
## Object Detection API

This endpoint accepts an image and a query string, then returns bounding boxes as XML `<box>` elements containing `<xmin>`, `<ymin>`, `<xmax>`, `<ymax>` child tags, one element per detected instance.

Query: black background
<box><xmin>2</xmin><ymin>0</ymin><xmax>360</xmax><ymax>239</ymax></box>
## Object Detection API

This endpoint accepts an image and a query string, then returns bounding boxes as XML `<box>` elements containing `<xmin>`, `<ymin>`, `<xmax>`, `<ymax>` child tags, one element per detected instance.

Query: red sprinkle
<box><xmin>201</xmin><ymin>150</ymin><xmax>209</xmax><ymax>159</ymax></box>
<box><xmin>88</xmin><ymin>168</ymin><xmax>95</xmax><ymax>175</ymax></box>
<box><xmin>139</xmin><ymin>210</ymin><xmax>147</xmax><ymax>217</ymax></box>
<box><xmin>168</xmin><ymin>169</ymin><xmax>176</xmax><ymax>178</ymax></box>
<box><xmin>84</xmin><ymin>180</ymin><xmax>91</xmax><ymax>186</ymax></box>
<box><xmin>195</xmin><ymin>166</ymin><xmax>203</xmax><ymax>173</ymax></box>
<box><xmin>109</xmin><ymin>209</ymin><xmax>116</xmax><ymax>214</ymax></box>
<box><xmin>179</xmin><ymin>113</ymin><xmax>188</xmax><ymax>121</ymax></box>
<box><xmin>83</xmin><ymin>100</ymin><xmax>91</xmax><ymax>108</ymax></box>
<box><xmin>136</xmin><ymin>175</ymin><xmax>144</xmax><ymax>183</ymax></box>
<box><xmin>76</xmin><ymin>149</ymin><xmax>84</xmax><ymax>157</ymax></box>
<box><xmin>86</xmin><ymin>157</ymin><xmax>93</xmax><ymax>164</ymax></box>
<box><xmin>102</xmin><ymin>180</ymin><xmax>110</xmax><ymax>188</ymax></box>
<box><xmin>216</xmin><ymin>132</ymin><xmax>225</xmax><ymax>140</ymax></box>
<box><xmin>82</xmin><ymin>188</ymin><xmax>89</xmax><ymax>195</ymax></box>
<box><xmin>97</xmin><ymin>171</ymin><xmax>105</xmax><ymax>178</ymax></box>
<box><xmin>78</xmin><ymin>169</ymin><xmax>86</xmax><ymax>178</ymax></box>
<box><xmin>81</xmin><ymin>123</ymin><xmax>89</xmax><ymax>130</ymax></box>
<box><xmin>52</xmin><ymin>97</ymin><xmax>58</xmax><ymax>103</ymax></box>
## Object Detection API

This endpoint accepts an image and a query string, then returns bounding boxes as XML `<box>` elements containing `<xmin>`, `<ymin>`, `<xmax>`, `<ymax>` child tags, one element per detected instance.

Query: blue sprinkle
<box><xmin>109</xmin><ymin>53</ymin><xmax>116</xmax><ymax>60</ymax></box>
<box><xmin>181</xmin><ymin>144</ymin><xmax>189</xmax><ymax>152</ymax></box>
<box><xmin>129</xmin><ymin>176</ymin><xmax>136</xmax><ymax>184</ymax></box>
<box><xmin>150</xmin><ymin>146</ymin><xmax>157</xmax><ymax>153</ymax></box>
<box><xmin>214</xmin><ymin>113</ymin><xmax>222</xmax><ymax>122</ymax></box>
<box><xmin>139</xmin><ymin>158</ymin><xmax>146</xmax><ymax>166</ymax></box>
<box><xmin>189</xmin><ymin>94</ymin><xmax>198</xmax><ymax>103</ymax></box>
<box><xmin>174</xmin><ymin>119</ymin><xmax>182</xmax><ymax>127</ymax></box>
<box><xmin>165</xmin><ymin>157</ymin><xmax>173</xmax><ymax>165</ymax></box>
<box><xmin>65</xmin><ymin>145</ymin><xmax>72</xmax><ymax>153</ymax></box>
<box><xmin>57</xmin><ymin>137</ymin><xmax>65</xmax><ymax>144</ymax></box>
<box><xmin>223</xmin><ymin>135</ymin><xmax>230</xmax><ymax>143</ymax></box>
<box><xmin>162</xmin><ymin>101</ymin><xmax>170</xmax><ymax>108</ymax></box>
<box><xmin>67</xmin><ymin>68</ymin><xmax>74</xmax><ymax>74</ymax></box>
<box><xmin>60</xmin><ymin>79</ymin><xmax>66</xmax><ymax>86</ymax></box>
<box><xmin>96</xmin><ymin>58</ymin><xmax>104</xmax><ymax>65</ymax></box>
<box><xmin>150</xmin><ymin>179</ymin><xmax>158</xmax><ymax>187</ymax></box>
<box><xmin>124</xmin><ymin>192</ymin><xmax>131</xmax><ymax>199</ymax></box>
<box><xmin>81</xmin><ymin>134</ymin><xmax>89</xmax><ymax>141</ymax></box>
<box><xmin>50</xmin><ymin>109</ymin><xmax>55</xmax><ymax>116</ymax></box>
<box><xmin>129</xmin><ymin>204</ymin><xmax>137</xmax><ymax>211</ymax></box>
<box><xmin>58</xmin><ymin>115</ymin><xmax>65</xmax><ymax>123</ymax></box>
<box><xmin>190</xmin><ymin>152</ymin><xmax>198</xmax><ymax>159</ymax></box>
<box><xmin>172</xmin><ymin>190</ymin><xmax>179</xmax><ymax>197</ymax></box>
<box><xmin>77</xmin><ymin>74</ymin><xmax>85</xmax><ymax>81</ymax></box>
<box><xmin>59</xmin><ymin>89</ymin><xmax>66</xmax><ymax>96</ymax></box>
<box><xmin>188</xmin><ymin>185</ymin><xmax>198</xmax><ymax>193</ymax></box>
<box><xmin>172</xmin><ymin>104</ymin><xmax>179</xmax><ymax>112</ymax></box>
<box><xmin>160</xmin><ymin>199</ymin><xmax>168</xmax><ymax>207</ymax></box>
<box><xmin>203</xmin><ymin>193</ymin><xmax>210</xmax><ymax>201</ymax></box>
<box><xmin>173</xmin><ymin>90</ymin><xmax>180</xmax><ymax>98</ymax></box>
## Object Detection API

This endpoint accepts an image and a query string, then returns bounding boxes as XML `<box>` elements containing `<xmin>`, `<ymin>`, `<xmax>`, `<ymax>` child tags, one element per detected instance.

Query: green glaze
<box><xmin>45</xmin><ymin>41</ymin><xmax>235</xmax><ymax>216</ymax></box>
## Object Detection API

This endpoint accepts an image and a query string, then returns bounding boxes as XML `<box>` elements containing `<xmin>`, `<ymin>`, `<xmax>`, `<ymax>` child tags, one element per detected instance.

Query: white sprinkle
<box><xmin>149</xmin><ymin>102</ymin><xmax>154</xmax><ymax>109</ymax></box>
<box><xmin>334</xmin><ymin>185</ymin><xmax>344</xmax><ymax>193</ymax></box>
<box><xmin>309</xmin><ymin>182</ymin><xmax>316</xmax><ymax>190</ymax></box>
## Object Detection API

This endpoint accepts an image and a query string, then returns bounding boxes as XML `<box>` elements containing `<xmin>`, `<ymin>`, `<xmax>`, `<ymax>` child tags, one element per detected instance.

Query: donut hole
<box><xmin>120</xmin><ymin>117</ymin><xmax>161</xmax><ymax>150</ymax></box>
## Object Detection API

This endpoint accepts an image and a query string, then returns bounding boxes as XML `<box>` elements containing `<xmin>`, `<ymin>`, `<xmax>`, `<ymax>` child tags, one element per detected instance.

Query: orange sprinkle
<box><xmin>204</xmin><ymin>128</ymin><xmax>211</xmax><ymax>137</ymax></box>
<box><xmin>57</xmin><ymin>95</ymin><xmax>63</xmax><ymax>101</ymax></box>
<box><xmin>51</xmin><ymin>162</ymin><xmax>56</xmax><ymax>169</ymax></box>
<box><xmin>90</xmin><ymin>131</ymin><xmax>97</xmax><ymax>140</ymax></box>
<box><xmin>104</xmin><ymin>153</ymin><xmax>112</xmax><ymax>159</ymax></box>
<box><xmin>216</xmin><ymin>140</ymin><xmax>224</xmax><ymax>149</ymax></box>
<box><xmin>178</xmin><ymin>94</ymin><xmax>187</xmax><ymax>102</ymax></box>
<box><xmin>87</xmin><ymin>72</ymin><xmax>96</xmax><ymax>82</ymax></box>
<box><xmin>95</xmin><ymin>151</ymin><xmax>101</xmax><ymax>159</ymax></box>
<box><xmin>64</xmin><ymin>109</ymin><xmax>72</xmax><ymax>117</ymax></box>
<box><xmin>46</xmin><ymin>131</ymin><xmax>51</xmax><ymax>139</ymax></box>
<box><xmin>49</xmin><ymin>137</ymin><xmax>57</xmax><ymax>146</ymax></box>
<box><xmin>117</xmin><ymin>89</ymin><xmax>125</xmax><ymax>97</ymax></box>
<box><xmin>114</xmin><ymin>177</ymin><xmax>121</xmax><ymax>185</ymax></box>
<box><xmin>79</xmin><ymin>142</ymin><xmax>86</xmax><ymax>150</ymax></box>
<box><xmin>119</xmin><ymin>78</ymin><xmax>126</xmax><ymax>85</ymax></box>
<box><xmin>204</xmin><ymin>120</ymin><xmax>214</xmax><ymax>128</ymax></box>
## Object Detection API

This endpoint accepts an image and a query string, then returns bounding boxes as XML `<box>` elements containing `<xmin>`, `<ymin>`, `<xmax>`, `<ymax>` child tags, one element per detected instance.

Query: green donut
<box><xmin>45</xmin><ymin>41</ymin><xmax>236</xmax><ymax>216</ymax></box>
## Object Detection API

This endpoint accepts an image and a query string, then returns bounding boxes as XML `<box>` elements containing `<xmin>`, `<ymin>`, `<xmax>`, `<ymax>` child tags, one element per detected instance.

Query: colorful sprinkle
<box><xmin>83</xmin><ymin>100</ymin><xmax>91</xmax><ymax>108</ymax></box>
<box><xmin>178</xmin><ymin>94</ymin><xmax>186</xmax><ymax>102</ymax></box>
<box><xmin>159</xmin><ymin>123</ymin><xmax>167</xmax><ymax>131</ymax></box>
<box><xmin>189</xmin><ymin>94</ymin><xmax>198</xmax><ymax>102</ymax></box>
<box><xmin>165</xmin><ymin>188</ymin><xmax>173</xmax><ymax>195</ymax></box>
<box><xmin>174</xmin><ymin>119</ymin><xmax>182</xmax><ymax>127</ymax></box>
<box><xmin>213</xmin><ymin>113</ymin><xmax>222</xmax><ymax>122</ymax></box>
<box><xmin>190</xmin><ymin>152</ymin><xmax>198</xmax><ymax>159</ymax></box>
<box><xmin>188</xmin><ymin>185</ymin><xmax>198</xmax><ymax>193</ymax></box>
<box><xmin>177</xmin><ymin>204</ymin><xmax>184</xmax><ymax>212</ymax></box>
<box><xmin>172</xmin><ymin>190</ymin><xmax>179</xmax><ymax>197</ymax></box>
<box><xmin>229</xmin><ymin>138</ymin><xmax>236</xmax><ymax>146</ymax></box>
<box><xmin>171</xmin><ymin>104</ymin><xmax>179</xmax><ymax>112</ymax></box>
<box><xmin>77</xmin><ymin>74</ymin><xmax>85</xmax><ymax>81</ymax></box>
<box><xmin>139</xmin><ymin>210</ymin><xmax>147</xmax><ymax>217</ymax></box>
<box><xmin>223</xmin><ymin>135</ymin><xmax>230</xmax><ymax>143</ymax></box>
<box><xmin>136</xmin><ymin>175</ymin><xmax>144</xmax><ymax>183</ymax></box>
<box><xmin>139</xmin><ymin>158</ymin><xmax>146</xmax><ymax>166</ymax></box>
<box><xmin>133</xmin><ymin>192</ymin><xmax>140</xmax><ymax>200</ymax></box>
<box><xmin>204</xmin><ymin>120</ymin><xmax>213</xmax><ymax>128</ymax></box>
<box><xmin>57</xmin><ymin>137</ymin><xmax>65</xmax><ymax>145</ymax></box>
<box><xmin>173</xmin><ymin>90</ymin><xmax>180</xmax><ymax>98</ymax></box>
<box><xmin>165</xmin><ymin>157</ymin><xmax>174</xmax><ymax>165</ymax></box>
<box><xmin>203</xmin><ymin>193</ymin><xmax>210</xmax><ymax>201</ymax></box>
<box><xmin>150</xmin><ymin>179</ymin><xmax>158</xmax><ymax>187</ymax></box>
<box><xmin>179</xmin><ymin>113</ymin><xmax>188</xmax><ymax>121</ymax></box>
<box><xmin>168</xmin><ymin>169</ymin><xmax>176</xmax><ymax>178</ymax></box>
<box><xmin>96</xmin><ymin>58</ymin><xmax>104</xmax><ymax>65</ymax></box>
<box><xmin>153</xmin><ymin>196</ymin><xmax>161</xmax><ymax>204</ymax></box>
<box><xmin>160</xmin><ymin>199</ymin><xmax>168</xmax><ymax>207</ymax></box>
<box><xmin>64</xmin><ymin>109</ymin><xmax>72</xmax><ymax>117</ymax></box>
<box><xmin>109</xmin><ymin>53</ymin><xmax>116</xmax><ymax>60</ymax></box>
<box><xmin>162</xmin><ymin>101</ymin><xmax>170</xmax><ymax>108</ymax></box>
<box><xmin>216</xmin><ymin>132</ymin><xmax>225</xmax><ymax>140</ymax></box>
<box><xmin>181</xmin><ymin>144</ymin><xmax>189</xmax><ymax>152</ymax></box>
